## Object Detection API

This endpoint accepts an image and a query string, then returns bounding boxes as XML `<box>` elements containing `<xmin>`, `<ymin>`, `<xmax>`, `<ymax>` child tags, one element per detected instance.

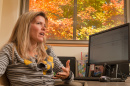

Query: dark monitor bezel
<box><xmin>88</xmin><ymin>23</ymin><xmax>130</xmax><ymax>65</ymax></box>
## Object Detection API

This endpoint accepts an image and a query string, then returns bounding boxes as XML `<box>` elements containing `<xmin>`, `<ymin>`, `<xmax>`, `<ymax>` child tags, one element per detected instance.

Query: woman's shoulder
<box><xmin>45</xmin><ymin>44</ymin><xmax>52</xmax><ymax>55</ymax></box>
<box><xmin>0</xmin><ymin>42</ymin><xmax>15</xmax><ymax>51</ymax></box>
<box><xmin>46</xmin><ymin>44</ymin><xmax>52</xmax><ymax>49</ymax></box>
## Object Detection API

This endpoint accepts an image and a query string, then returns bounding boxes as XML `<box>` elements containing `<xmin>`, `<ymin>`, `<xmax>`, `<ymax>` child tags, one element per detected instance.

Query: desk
<box><xmin>85</xmin><ymin>81</ymin><xmax>130</xmax><ymax>86</ymax></box>
<box><xmin>55</xmin><ymin>80</ymin><xmax>130</xmax><ymax>86</ymax></box>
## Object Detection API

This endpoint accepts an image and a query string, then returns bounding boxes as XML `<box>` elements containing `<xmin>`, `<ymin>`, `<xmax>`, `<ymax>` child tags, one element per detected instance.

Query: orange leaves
<box><xmin>29</xmin><ymin>0</ymin><xmax>125</xmax><ymax>40</ymax></box>
<box><xmin>77</xmin><ymin>6</ymin><xmax>97</xmax><ymax>20</ymax></box>
<box><xmin>29</xmin><ymin>0</ymin><xmax>64</xmax><ymax>18</ymax></box>
<box><xmin>102</xmin><ymin>0</ymin><xmax>124</xmax><ymax>16</ymax></box>
<box><xmin>101</xmin><ymin>0</ymin><xmax>124</xmax><ymax>27</ymax></box>
<box><xmin>46</xmin><ymin>18</ymin><xmax>73</xmax><ymax>40</ymax></box>
<box><xmin>55</xmin><ymin>0</ymin><xmax>72</xmax><ymax>5</ymax></box>
<box><xmin>29</xmin><ymin>0</ymin><xmax>45</xmax><ymax>11</ymax></box>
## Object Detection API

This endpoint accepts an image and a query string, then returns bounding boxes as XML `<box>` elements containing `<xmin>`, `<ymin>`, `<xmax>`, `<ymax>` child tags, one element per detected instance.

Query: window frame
<box><xmin>20</xmin><ymin>0</ymin><xmax>129</xmax><ymax>46</ymax></box>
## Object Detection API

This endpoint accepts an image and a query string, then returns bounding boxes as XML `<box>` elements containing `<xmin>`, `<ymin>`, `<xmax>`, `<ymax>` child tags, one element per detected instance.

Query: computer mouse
<box><xmin>99</xmin><ymin>76</ymin><xmax>110</xmax><ymax>82</ymax></box>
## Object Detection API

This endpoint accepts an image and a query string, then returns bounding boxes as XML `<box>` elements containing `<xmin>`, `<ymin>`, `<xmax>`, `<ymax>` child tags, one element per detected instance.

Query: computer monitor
<box><xmin>88</xmin><ymin>23</ymin><xmax>130</xmax><ymax>78</ymax></box>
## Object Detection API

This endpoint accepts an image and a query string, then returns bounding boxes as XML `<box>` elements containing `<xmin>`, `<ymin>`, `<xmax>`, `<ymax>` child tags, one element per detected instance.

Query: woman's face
<box><xmin>30</xmin><ymin>16</ymin><xmax>46</xmax><ymax>44</ymax></box>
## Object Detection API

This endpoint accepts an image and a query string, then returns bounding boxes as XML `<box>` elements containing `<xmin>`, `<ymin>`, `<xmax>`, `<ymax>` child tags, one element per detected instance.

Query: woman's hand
<box><xmin>53</xmin><ymin>60</ymin><xmax>70</xmax><ymax>80</ymax></box>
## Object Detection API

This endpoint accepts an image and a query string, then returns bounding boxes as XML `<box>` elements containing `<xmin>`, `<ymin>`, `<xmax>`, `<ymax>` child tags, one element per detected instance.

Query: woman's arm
<box><xmin>46</xmin><ymin>45</ymin><xmax>74</xmax><ymax>82</ymax></box>
<box><xmin>0</xmin><ymin>44</ymin><xmax>11</xmax><ymax>77</ymax></box>
<box><xmin>0</xmin><ymin>54</ymin><xmax>9</xmax><ymax>77</ymax></box>
<box><xmin>46</xmin><ymin>45</ymin><xmax>63</xmax><ymax>73</ymax></box>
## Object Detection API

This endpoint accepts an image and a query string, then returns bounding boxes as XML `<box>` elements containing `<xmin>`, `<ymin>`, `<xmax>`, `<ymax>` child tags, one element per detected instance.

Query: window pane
<box><xmin>29</xmin><ymin>0</ymin><xmax>74</xmax><ymax>40</ymax></box>
<box><xmin>29</xmin><ymin>0</ymin><xmax>125</xmax><ymax>40</ymax></box>
<box><xmin>76</xmin><ymin>0</ymin><xmax>125</xmax><ymax>40</ymax></box>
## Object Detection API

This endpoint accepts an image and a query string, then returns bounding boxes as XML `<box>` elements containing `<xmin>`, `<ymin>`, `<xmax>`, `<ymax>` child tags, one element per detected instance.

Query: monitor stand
<box><xmin>103</xmin><ymin>63</ymin><xmax>129</xmax><ymax>82</ymax></box>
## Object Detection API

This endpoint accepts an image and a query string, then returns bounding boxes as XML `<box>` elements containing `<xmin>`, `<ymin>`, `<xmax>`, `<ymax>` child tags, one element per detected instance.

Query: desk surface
<box><xmin>85</xmin><ymin>81</ymin><xmax>130</xmax><ymax>86</ymax></box>
<box><xmin>55</xmin><ymin>80</ymin><xmax>130</xmax><ymax>86</ymax></box>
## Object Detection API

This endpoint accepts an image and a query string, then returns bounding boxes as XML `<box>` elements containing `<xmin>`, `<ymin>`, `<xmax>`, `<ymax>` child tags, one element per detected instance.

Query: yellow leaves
<box><xmin>77</xmin><ymin>26</ymin><xmax>110</xmax><ymax>40</ymax></box>
<box><xmin>77</xmin><ymin>6</ymin><xmax>97</xmax><ymax>20</ymax></box>
<box><xmin>29</xmin><ymin>0</ymin><xmax>124</xmax><ymax>40</ymax></box>
<box><xmin>94</xmin><ymin>12</ymin><xmax>106</xmax><ymax>22</ymax></box>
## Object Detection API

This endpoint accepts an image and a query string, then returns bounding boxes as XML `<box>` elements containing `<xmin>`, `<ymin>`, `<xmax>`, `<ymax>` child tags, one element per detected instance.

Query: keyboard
<box><xmin>74</xmin><ymin>77</ymin><xmax>126</xmax><ymax>82</ymax></box>
<box><xmin>110</xmin><ymin>78</ymin><xmax>125</xmax><ymax>82</ymax></box>
<box><xmin>74</xmin><ymin>77</ymin><xmax>99</xmax><ymax>81</ymax></box>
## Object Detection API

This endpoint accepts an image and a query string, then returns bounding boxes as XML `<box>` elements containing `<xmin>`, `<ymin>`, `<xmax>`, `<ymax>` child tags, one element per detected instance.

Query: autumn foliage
<box><xmin>29</xmin><ymin>0</ymin><xmax>125</xmax><ymax>40</ymax></box>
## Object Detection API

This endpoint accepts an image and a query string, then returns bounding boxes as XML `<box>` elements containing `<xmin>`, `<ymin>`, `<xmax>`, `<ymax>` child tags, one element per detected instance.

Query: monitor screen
<box><xmin>88</xmin><ymin>23</ymin><xmax>130</xmax><ymax>65</ymax></box>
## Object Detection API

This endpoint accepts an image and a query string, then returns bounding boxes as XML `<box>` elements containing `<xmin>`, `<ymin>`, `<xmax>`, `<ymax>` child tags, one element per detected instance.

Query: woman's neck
<box><xmin>28</xmin><ymin>42</ymin><xmax>37</xmax><ymax>57</ymax></box>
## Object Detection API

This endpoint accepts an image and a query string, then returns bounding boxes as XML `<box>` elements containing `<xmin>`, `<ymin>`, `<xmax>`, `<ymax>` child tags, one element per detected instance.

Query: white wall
<box><xmin>52</xmin><ymin>46</ymin><xmax>88</xmax><ymax>60</ymax></box>
<box><xmin>0</xmin><ymin>0</ymin><xmax>3</xmax><ymax>33</ymax></box>
<box><xmin>0</xmin><ymin>0</ymin><xmax>20</xmax><ymax>48</ymax></box>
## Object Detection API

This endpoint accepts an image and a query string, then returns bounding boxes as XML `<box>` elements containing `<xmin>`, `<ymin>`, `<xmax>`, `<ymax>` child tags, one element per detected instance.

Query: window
<box><xmin>22</xmin><ymin>0</ymin><xmax>126</xmax><ymax>44</ymax></box>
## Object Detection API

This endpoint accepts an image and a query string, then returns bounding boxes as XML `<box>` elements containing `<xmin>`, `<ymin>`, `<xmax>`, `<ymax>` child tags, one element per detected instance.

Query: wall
<box><xmin>52</xmin><ymin>46</ymin><xmax>88</xmax><ymax>60</ymax></box>
<box><xmin>0</xmin><ymin>0</ymin><xmax>3</xmax><ymax>32</ymax></box>
<box><xmin>0</xmin><ymin>0</ymin><xmax>20</xmax><ymax>48</ymax></box>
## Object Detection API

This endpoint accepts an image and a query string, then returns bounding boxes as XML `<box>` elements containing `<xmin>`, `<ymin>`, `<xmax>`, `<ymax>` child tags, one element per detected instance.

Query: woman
<box><xmin>0</xmin><ymin>11</ymin><xmax>74</xmax><ymax>86</ymax></box>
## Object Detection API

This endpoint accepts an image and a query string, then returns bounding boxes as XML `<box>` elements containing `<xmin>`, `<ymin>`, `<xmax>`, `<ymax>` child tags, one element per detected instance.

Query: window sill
<box><xmin>46</xmin><ymin>40</ymin><xmax>89</xmax><ymax>47</ymax></box>
<box><xmin>47</xmin><ymin>43</ymin><xmax>88</xmax><ymax>47</ymax></box>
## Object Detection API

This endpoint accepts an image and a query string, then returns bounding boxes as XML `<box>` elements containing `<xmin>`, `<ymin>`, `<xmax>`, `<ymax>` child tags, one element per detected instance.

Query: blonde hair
<box><xmin>8</xmin><ymin>11</ymin><xmax>48</xmax><ymax>62</ymax></box>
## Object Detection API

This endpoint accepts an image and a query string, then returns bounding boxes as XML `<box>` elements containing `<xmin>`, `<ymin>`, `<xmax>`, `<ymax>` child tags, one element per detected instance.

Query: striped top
<box><xmin>0</xmin><ymin>43</ymin><xmax>74</xmax><ymax>86</ymax></box>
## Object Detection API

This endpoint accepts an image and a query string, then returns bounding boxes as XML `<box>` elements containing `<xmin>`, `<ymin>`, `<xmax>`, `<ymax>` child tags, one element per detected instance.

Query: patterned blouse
<box><xmin>0</xmin><ymin>43</ymin><xmax>74</xmax><ymax>86</ymax></box>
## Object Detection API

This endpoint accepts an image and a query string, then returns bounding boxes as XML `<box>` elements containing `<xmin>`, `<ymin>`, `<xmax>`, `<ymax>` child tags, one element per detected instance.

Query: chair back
<box><xmin>0</xmin><ymin>74</ymin><xmax>10</xmax><ymax>86</ymax></box>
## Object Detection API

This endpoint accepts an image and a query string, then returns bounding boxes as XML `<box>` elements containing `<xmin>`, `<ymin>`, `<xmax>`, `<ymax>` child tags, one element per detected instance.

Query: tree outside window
<box><xmin>29</xmin><ymin>0</ymin><xmax>125</xmax><ymax>40</ymax></box>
